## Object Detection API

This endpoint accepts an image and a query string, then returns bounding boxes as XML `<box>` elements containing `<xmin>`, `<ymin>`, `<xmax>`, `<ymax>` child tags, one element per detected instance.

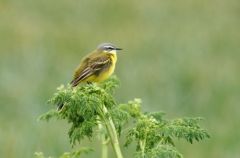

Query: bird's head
<box><xmin>97</xmin><ymin>43</ymin><xmax>122</xmax><ymax>54</ymax></box>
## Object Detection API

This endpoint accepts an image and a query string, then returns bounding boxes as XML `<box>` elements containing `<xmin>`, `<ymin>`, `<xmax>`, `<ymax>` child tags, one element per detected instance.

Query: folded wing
<box><xmin>70</xmin><ymin>55</ymin><xmax>111</xmax><ymax>87</ymax></box>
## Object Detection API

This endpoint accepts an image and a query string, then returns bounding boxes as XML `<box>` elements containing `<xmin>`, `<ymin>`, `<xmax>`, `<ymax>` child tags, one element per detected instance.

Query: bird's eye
<box><xmin>105</xmin><ymin>46</ymin><xmax>114</xmax><ymax>50</ymax></box>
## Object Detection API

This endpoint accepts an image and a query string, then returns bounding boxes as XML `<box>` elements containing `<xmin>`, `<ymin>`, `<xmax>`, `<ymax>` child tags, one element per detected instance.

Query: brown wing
<box><xmin>70</xmin><ymin>54</ymin><xmax>111</xmax><ymax>87</ymax></box>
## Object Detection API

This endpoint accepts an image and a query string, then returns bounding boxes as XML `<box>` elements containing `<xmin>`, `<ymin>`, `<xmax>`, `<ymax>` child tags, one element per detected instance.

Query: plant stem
<box><xmin>98</xmin><ymin>120</ymin><xmax>108</xmax><ymax>158</ymax></box>
<box><xmin>102</xmin><ymin>105</ymin><xmax>123</xmax><ymax>158</ymax></box>
<box><xmin>139</xmin><ymin>139</ymin><xmax>146</xmax><ymax>158</ymax></box>
<box><xmin>139</xmin><ymin>130</ymin><xmax>147</xmax><ymax>158</ymax></box>
<box><xmin>101</xmin><ymin>137</ymin><xmax>108</xmax><ymax>158</ymax></box>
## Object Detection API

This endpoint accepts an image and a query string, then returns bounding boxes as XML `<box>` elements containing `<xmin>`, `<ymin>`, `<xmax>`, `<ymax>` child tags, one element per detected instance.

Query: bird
<box><xmin>57</xmin><ymin>43</ymin><xmax>122</xmax><ymax>110</ymax></box>
<box><xmin>70</xmin><ymin>43</ymin><xmax>122</xmax><ymax>87</ymax></box>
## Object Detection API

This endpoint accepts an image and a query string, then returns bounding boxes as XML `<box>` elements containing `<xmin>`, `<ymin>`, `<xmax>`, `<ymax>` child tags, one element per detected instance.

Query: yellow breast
<box><xmin>89</xmin><ymin>53</ymin><xmax>117</xmax><ymax>82</ymax></box>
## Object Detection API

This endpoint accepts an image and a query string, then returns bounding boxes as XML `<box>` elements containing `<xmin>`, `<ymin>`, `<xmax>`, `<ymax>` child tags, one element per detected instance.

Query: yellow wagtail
<box><xmin>58</xmin><ymin>43</ymin><xmax>122</xmax><ymax>110</ymax></box>
<box><xmin>70</xmin><ymin>43</ymin><xmax>122</xmax><ymax>86</ymax></box>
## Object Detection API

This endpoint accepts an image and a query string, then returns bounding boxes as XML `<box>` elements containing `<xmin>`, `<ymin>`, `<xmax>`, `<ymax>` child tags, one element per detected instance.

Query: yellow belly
<box><xmin>85</xmin><ymin>54</ymin><xmax>117</xmax><ymax>83</ymax></box>
<box><xmin>94</xmin><ymin>64</ymin><xmax>115</xmax><ymax>82</ymax></box>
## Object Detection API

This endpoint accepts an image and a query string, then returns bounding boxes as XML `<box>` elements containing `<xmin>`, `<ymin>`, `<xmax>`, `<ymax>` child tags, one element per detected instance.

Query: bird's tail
<box><xmin>57</xmin><ymin>103</ymin><xmax>64</xmax><ymax>111</ymax></box>
<box><xmin>57</xmin><ymin>81</ymin><xmax>75</xmax><ymax>110</ymax></box>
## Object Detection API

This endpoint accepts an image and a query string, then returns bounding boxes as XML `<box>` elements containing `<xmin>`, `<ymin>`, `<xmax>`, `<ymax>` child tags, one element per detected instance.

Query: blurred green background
<box><xmin>0</xmin><ymin>0</ymin><xmax>239</xmax><ymax>157</ymax></box>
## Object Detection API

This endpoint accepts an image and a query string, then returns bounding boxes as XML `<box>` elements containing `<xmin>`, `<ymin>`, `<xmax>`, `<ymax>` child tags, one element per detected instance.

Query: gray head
<box><xmin>97</xmin><ymin>43</ymin><xmax>122</xmax><ymax>53</ymax></box>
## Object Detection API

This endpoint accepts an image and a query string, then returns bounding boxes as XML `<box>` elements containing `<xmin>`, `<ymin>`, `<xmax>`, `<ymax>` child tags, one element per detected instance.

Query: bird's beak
<box><xmin>115</xmin><ymin>47</ymin><xmax>122</xmax><ymax>51</ymax></box>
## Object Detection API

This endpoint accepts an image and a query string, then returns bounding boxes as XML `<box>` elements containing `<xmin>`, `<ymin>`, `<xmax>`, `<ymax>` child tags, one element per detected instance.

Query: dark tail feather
<box><xmin>57</xmin><ymin>103</ymin><xmax>84</xmax><ymax>123</ymax></box>
<box><xmin>57</xmin><ymin>81</ymin><xmax>74</xmax><ymax>110</ymax></box>
<box><xmin>57</xmin><ymin>103</ymin><xmax>64</xmax><ymax>111</ymax></box>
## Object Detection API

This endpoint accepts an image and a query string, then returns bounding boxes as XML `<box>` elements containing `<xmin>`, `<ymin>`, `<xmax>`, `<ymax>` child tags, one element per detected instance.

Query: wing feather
<box><xmin>70</xmin><ymin>54</ymin><xmax>111</xmax><ymax>87</ymax></box>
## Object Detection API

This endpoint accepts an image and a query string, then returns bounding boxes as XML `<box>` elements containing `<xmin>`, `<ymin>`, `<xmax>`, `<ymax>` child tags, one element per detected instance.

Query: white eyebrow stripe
<box><xmin>104</xmin><ymin>46</ymin><xmax>114</xmax><ymax>49</ymax></box>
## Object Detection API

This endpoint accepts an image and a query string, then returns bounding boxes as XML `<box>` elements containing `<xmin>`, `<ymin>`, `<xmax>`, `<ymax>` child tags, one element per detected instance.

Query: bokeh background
<box><xmin>0</xmin><ymin>0</ymin><xmax>239</xmax><ymax>157</ymax></box>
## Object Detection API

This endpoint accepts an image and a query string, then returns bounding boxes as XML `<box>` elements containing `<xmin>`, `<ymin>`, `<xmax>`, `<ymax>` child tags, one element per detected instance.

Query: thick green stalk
<box><xmin>139</xmin><ymin>139</ymin><xmax>146</xmax><ymax>158</ymax></box>
<box><xmin>98</xmin><ymin>122</ymin><xmax>108</xmax><ymax>158</ymax></box>
<box><xmin>139</xmin><ymin>130</ymin><xmax>147</xmax><ymax>158</ymax></box>
<box><xmin>101</xmin><ymin>137</ymin><xmax>108</xmax><ymax>158</ymax></box>
<box><xmin>101</xmin><ymin>105</ymin><xmax>123</xmax><ymax>158</ymax></box>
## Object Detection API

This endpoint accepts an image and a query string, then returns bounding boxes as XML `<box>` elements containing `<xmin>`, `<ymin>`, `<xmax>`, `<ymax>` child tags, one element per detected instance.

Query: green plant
<box><xmin>37</xmin><ymin>76</ymin><xmax>210</xmax><ymax>158</ymax></box>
